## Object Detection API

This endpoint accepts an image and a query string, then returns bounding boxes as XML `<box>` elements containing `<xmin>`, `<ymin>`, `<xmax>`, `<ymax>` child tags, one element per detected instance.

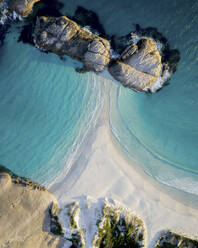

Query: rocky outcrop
<box><xmin>155</xmin><ymin>231</ymin><xmax>198</xmax><ymax>248</ymax></box>
<box><xmin>0</xmin><ymin>171</ymin><xmax>65</xmax><ymax>248</ymax></box>
<box><xmin>93</xmin><ymin>201</ymin><xmax>145</xmax><ymax>248</ymax></box>
<box><xmin>8</xmin><ymin>0</ymin><xmax>40</xmax><ymax>16</ymax></box>
<box><xmin>34</xmin><ymin>16</ymin><xmax>111</xmax><ymax>72</ymax></box>
<box><xmin>109</xmin><ymin>38</ymin><xmax>162</xmax><ymax>92</ymax></box>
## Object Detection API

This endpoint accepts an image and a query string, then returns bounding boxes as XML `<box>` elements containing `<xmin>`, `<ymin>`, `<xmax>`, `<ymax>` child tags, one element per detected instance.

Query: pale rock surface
<box><xmin>34</xmin><ymin>16</ymin><xmax>111</xmax><ymax>72</ymax></box>
<box><xmin>109</xmin><ymin>60</ymin><xmax>157</xmax><ymax>91</ymax></box>
<box><xmin>108</xmin><ymin>38</ymin><xmax>162</xmax><ymax>91</ymax></box>
<box><xmin>126</xmin><ymin>38</ymin><xmax>162</xmax><ymax>77</ymax></box>
<box><xmin>0</xmin><ymin>172</ymin><xmax>65</xmax><ymax>248</ymax></box>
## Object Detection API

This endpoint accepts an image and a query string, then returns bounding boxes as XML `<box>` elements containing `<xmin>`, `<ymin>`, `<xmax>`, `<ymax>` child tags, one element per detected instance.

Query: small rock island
<box><xmin>0</xmin><ymin>0</ymin><xmax>180</xmax><ymax>93</ymax></box>
<box><xmin>33</xmin><ymin>14</ymin><xmax>178</xmax><ymax>93</ymax></box>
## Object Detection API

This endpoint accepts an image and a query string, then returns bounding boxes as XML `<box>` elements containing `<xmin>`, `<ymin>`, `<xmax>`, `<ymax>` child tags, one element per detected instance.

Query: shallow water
<box><xmin>0</xmin><ymin>0</ymin><xmax>198</xmax><ymax>198</ymax></box>
<box><xmin>0</xmin><ymin>24</ymin><xmax>103</xmax><ymax>184</ymax></box>
<box><xmin>63</xmin><ymin>0</ymin><xmax>198</xmax><ymax>195</ymax></box>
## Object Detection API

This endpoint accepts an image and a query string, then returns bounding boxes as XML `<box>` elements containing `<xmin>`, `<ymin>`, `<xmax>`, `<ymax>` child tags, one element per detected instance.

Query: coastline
<box><xmin>49</xmin><ymin>76</ymin><xmax>198</xmax><ymax>247</ymax></box>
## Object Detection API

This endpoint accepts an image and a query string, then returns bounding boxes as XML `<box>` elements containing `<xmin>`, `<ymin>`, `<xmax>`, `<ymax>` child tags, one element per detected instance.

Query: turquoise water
<box><xmin>103</xmin><ymin>0</ymin><xmax>198</xmax><ymax>195</ymax></box>
<box><xmin>0</xmin><ymin>0</ymin><xmax>198</xmax><ymax>197</ymax></box>
<box><xmin>0</xmin><ymin>24</ymin><xmax>103</xmax><ymax>184</ymax></box>
<box><xmin>63</xmin><ymin>0</ymin><xmax>198</xmax><ymax>195</ymax></box>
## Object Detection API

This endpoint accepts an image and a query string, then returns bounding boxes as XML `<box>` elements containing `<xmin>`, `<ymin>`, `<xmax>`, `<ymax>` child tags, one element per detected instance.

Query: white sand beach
<box><xmin>49</xmin><ymin>77</ymin><xmax>198</xmax><ymax>247</ymax></box>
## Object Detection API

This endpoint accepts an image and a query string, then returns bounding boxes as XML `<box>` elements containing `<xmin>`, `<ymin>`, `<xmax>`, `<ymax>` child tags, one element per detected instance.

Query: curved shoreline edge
<box><xmin>49</xmin><ymin>77</ymin><xmax>198</xmax><ymax>247</ymax></box>
<box><xmin>1</xmin><ymin>1</ymin><xmax>198</xmax><ymax>247</ymax></box>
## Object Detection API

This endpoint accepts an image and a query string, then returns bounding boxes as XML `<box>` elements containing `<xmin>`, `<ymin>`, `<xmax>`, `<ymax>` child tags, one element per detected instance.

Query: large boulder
<box><xmin>8</xmin><ymin>0</ymin><xmax>40</xmax><ymax>16</ymax></box>
<box><xmin>109</xmin><ymin>38</ymin><xmax>162</xmax><ymax>92</ymax></box>
<box><xmin>34</xmin><ymin>16</ymin><xmax>111</xmax><ymax>72</ymax></box>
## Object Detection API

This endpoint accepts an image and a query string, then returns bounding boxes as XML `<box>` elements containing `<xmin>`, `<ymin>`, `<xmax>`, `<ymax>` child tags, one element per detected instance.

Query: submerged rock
<box><xmin>109</xmin><ymin>38</ymin><xmax>162</xmax><ymax>92</ymax></box>
<box><xmin>34</xmin><ymin>16</ymin><xmax>111</xmax><ymax>72</ymax></box>
<box><xmin>0</xmin><ymin>23</ymin><xmax>9</xmax><ymax>46</ymax></box>
<box><xmin>71</xmin><ymin>6</ymin><xmax>107</xmax><ymax>38</ymax></box>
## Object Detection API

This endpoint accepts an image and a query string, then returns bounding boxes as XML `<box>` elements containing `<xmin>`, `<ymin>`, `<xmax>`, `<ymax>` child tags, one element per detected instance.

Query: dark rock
<box><xmin>111</xmin><ymin>33</ymin><xmax>131</xmax><ymax>55</ymax></box>
<box><xmin>18</xmin><ymin>23</ymin><xmax>34</xmax><ymax>44</ymax></box>
<box><xmin>49</xmin><ymin>202</ymin><xmax>63</xmax><ymax>236</ymax></box>
<box><xmin>133</xmin><ymin>24</ymin><xmax>180</xmax><ymax>73</ymax></box>
<box><xmin>0</xmin><ymin>23</ymin><xmax>10</xmax><ymax>47</ymax></box>
<box><xmin>71</xmin><ymin>6</ymin><xmax>107</xmax><ymax>38</ymax></box>
<box><xmin>155</xmin><ymin>231</ymin><xmax>198</xmax><ymax>248</ymax></box>
<box><xmin>35</xmin><ymin>0</ymin><xmax>64</xmax><ymax>18</ymax></box>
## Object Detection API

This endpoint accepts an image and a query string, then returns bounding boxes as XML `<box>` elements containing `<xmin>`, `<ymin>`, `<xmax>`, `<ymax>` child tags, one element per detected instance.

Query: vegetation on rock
<box><xmin>93</xmin><ymin>203</ymin><xmax>145</xmax><ymax>248</ymax></box>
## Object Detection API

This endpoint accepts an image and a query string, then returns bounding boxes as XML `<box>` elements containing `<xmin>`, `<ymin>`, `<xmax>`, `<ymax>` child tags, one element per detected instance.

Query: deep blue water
<box><xmin>0</xmin><ymin>0</ymin><xmax>198</xmax><ymax>196</ymax></box>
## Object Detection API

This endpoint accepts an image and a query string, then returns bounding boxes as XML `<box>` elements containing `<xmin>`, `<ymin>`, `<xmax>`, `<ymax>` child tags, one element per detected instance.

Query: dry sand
<box><xmin>0</xmin><ymin>173</ymin><xmax>64</xmax><ymax>248</ymax></box>
<box><xmin>50</xmin><ymin>76</ymin><xmax>198</xmax><ymax>247</ymax></box>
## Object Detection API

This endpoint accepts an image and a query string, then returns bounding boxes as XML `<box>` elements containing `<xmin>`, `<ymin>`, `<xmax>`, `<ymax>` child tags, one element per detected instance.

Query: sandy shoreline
<box><xmin>49</xmin><ymin>77</ymin><xmax>198</xmax><ymax>247</ymax></box>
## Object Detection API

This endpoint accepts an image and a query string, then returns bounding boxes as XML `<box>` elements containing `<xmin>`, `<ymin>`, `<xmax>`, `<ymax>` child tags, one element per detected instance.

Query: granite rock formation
<box><xmin>34</xmin><ymin>16</ymin><xmax>111</xmax><ymax>72</ymax></box>
<box><xmin>109</xmin><ymin>38</ymin><xmax>162</xmax><ymax>92</ymax></box>
<box><xmin>8</xmin><ymin>0</ymin><xmax>40</xmax><ymax>16</ymax></box>
<box><xmin>125</xmin><ymin>39</ymin><xmax>162</xmax><ymax>77</ymax></box>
